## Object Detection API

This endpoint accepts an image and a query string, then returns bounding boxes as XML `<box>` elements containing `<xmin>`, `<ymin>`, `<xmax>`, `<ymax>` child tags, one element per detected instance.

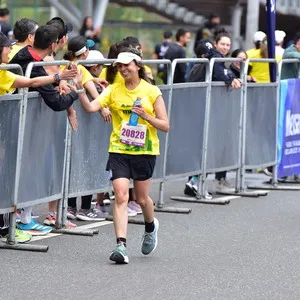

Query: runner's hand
<box><xmin>100</xmin><ymin>107</ymin><xmax>112</xmax><ymax>123</ymax></box>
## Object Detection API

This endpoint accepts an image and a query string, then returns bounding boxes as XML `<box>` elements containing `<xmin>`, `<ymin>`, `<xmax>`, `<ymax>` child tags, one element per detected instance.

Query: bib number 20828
<box><xmin>120</xmin><ymin>121</ymin><xmax>146</xmax><ymax>147</ymax></box>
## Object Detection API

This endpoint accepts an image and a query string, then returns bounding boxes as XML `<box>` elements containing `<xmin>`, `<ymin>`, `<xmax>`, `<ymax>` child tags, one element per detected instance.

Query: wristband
<box><xmin>54</xmin><ymin>73</ymin><xmax>61</xmax><ymax>84</ymax></box>
<box><xmin>76</xmin><ymin>88</ymin><xmax>85</xmax><ymax>94</ymax></box>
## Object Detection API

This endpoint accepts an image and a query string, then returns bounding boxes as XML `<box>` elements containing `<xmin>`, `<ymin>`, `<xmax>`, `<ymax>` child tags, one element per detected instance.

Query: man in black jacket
<box><xmin>10</xmin><ymin>24</ymin><xmax>78</xmax><ymax>111</ymax></box>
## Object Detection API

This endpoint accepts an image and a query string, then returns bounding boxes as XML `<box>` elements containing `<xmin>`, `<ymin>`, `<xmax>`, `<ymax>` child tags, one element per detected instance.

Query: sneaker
<box><xmin>43</xmin><ymin>214</ymin><xmax>56</xmax><ymax>226</ymax></box>
<box><xmin>128</xmin><ymin>201</ymin><xmax>142</xmax><ymax>214</ymax></box>
<box><xmin>31</xmin><ymin>211</ymin><xmax>40</xmax><ymax>219</ymax></box>
<box><xmin>263</xmin><ymin>168</ymin><xmax>273</xmax><ymax>177</ymax></box>
<box><xmin>109</xmin><ymin>243</ymin><xmax>129</xmax><ymax>264</ymax></box>
<box><xmin>65</xmin><ymin>220</ymin><xmax>77</xmax><ymax>229</ymax></box>
<box><xmin>17</xmin><ymin>219</ymin><xmax>52</xmax><ymax>236</ymax></box>
<box><xmin>103</xmin><ymin>192</ymin><xmax>111</xmax><ymax>205</ymax></box>
<box><xmin>127</xmin><ymin>206</ymin><xmax>137</xmax><ymax>217</ymax></box>
<box><xmin>1</xmin><ymin>229</ymin><xmax>32</xmax><ymax>244</ymax></box>
<box><xmin>215</xmin><ymin>178</ymin><xmax>235</xmax><ymax>193</ymax></box>
<box><xmin>204</xmin><ymin>191</ymin><xmax>213</xmax><ymax>200</ymax></box>
<box><xmin>76</xmin><ymin>209</ymin><xmax>106</xmax><ymax>221</ymax></box>
<box><xmin>67</xmin><ymin>207</ymin><xmax>77</xmax><ymax>220</ymax></box>
<box><xmin>94</xmin><ymin>204</ymin><xmax>109</xmax><ymax>217</ymax></box>
<box><xmin>184</xmin><ymin>182</ymin><xmax>196</xmax><ymax>197</ymax></box>
<box><xmin>141</xmin><ymin>218</ymin><xmax>159</xmax><ymax>255</ymax></box>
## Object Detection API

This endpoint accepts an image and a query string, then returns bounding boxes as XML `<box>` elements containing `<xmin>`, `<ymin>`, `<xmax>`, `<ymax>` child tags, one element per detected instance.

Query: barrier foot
<box><xmin>154</xmin><ymin>207</ymin><xmax>192</xmax><ymax>214</ymax></box>
<box><xmin>170</xmin><ymin>196</ymin><xmax>230</xmax><ymax>205</ymax></box>
<box><xmin>106</xmin><ymin>215</ymin><xmax>145</xmax><ymax>225</ymax></box>
<box><xmin>51</xmin><ymin>228</ymin><xmax>95</xmax><ymax>236</ymax></box>
<box><xmin>277</xmin><ymin>178</ymin><xmax>300</xmax><ymax>184</ymax></box>
<box><xmin>0</xmin><ymin>242</ymin><xmax>49</xmax><ymax>252</ymax></box>
<box><xmin>216</xmin><ymin>190</ymin><xmax>268</xmax><ymax>197</ymax></box>
<box><xmin>248</xmin><ymin>182</ymin><xmax>300</xmax><ymax>191</ymax></box>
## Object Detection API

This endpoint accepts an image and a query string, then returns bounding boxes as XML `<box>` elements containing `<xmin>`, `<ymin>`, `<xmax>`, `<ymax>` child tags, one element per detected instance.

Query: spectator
<box><xmin>63</xmin><ymin>36</ymin><xmax>109</xmax><ymax>222</ymax></box>
<box><xmin>230</xmin><ymin>49</ymin><xmax>256</xmax><ymax>82</ymax></box>
<box><xmin>194</xmin><ymin>13</ymin><xmax>220</xmax><ymax>53</ymax></box>
<box><xmin>0</xmin><ymin>8</ymin><xmax>12</xmax><ymax>37</ymax></box>
<box><xmin>153</xmin><ymin>30</ymin><xmax>173</xmax><ymax>76</ymax></box>
<box><xmin>247</xmin><ymin>31</ymin><xmax>266</xmax><ymax>54</ymax></box>
<box><xmin>281</xmin><ymin>32</ymin><xmax>300</xmax><ymax>80</ymax></box>
<box><xmin>79</xmin><ymin>16</ymin><xmax>101</xmax><ymax>50</ymax></box>
<box><xmin>275</xmin><ymin>30</ymin><xmax>286</xmax><ymax>58</ymax></box>
<box><xmin>42</xmin><ymin>17</ymin><xmax>78</xmax><ymax>228</ymax></box>
<box><xmin>184</xmin><ymin>32</ymin><xmax>241</xmax><ymax>196</ymax></box>
<box><xmin>9</xmin><ymin>25</ymin><xmax>79</xmax><ymax>235</ymax></box>
<box><xmin>0</xmin><ymin>30</ymin><xmax>76</xmax><ymax>239</ymax></box>
<box><xmin>163</xmin><ymin>28</ymin><xmax>191</xmax><ymax>83</ymax></box>
<box><xmin>247</xmin><ymin>35</ymin><xmax>281</xmax><ymax>83</ymax></box>
<box><xmin>188</xmin><ymin>39</ymin><xmax>214</xmax><ymax>82</ymax></box>
<box><xmin>8</xmin><ymin>18</ymin><xmax>38</xmax><ymax>61</ymax></box>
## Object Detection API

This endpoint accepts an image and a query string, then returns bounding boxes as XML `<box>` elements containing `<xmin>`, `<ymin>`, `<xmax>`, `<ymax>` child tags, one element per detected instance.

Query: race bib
<box><xmin>120</xmin><ymin>121</ymin><xmax>146</xmax><ymax>147</ymax></box>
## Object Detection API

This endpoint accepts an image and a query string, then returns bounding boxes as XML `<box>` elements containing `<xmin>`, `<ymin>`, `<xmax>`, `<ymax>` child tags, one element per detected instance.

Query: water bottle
<box><xmin>129</xmin><ymin>98</ymin><xmax>142</xmax><ymax>126</ymax></box>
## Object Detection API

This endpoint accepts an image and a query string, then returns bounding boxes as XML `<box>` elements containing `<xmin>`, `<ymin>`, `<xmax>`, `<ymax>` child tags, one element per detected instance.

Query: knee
<box><xmin>136</xmin><ymin>197</ymin><xmax>150</xmax><ymax>209</ymax></box>
<box><xmin>114</xmin><ymin>190</ymin><xmax>129</xmax><ymax>206</ymax></box>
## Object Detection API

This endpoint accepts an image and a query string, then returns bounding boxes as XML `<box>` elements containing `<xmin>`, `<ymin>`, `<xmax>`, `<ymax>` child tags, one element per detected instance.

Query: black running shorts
<box><xmin>106</xmin><ymin>153</ymin><xmax>156</xmax><ymax>181</ymax></box>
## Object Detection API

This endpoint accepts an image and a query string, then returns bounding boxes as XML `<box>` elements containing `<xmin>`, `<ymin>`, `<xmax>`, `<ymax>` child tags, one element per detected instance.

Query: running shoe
<box><xmin>1</xmin><ymin>229</ymin><xmax>32</xmax><ymax>244</ymax></box>
<box><xmin>43</xmin><ymin>213</ymin><xmax>77</xmax><ymax>228</ymax></box>
<box><xmin>76</xmin><ymin>209</ymin><xmax>106</xmax><ymax>221</ymax></box>
<box><xmin>184</xmin><ymin>182</ymin><xmax>196</xmax><ymax>197</ymax></box>
<box><xmin>43</xmin><ymin>214</ymin><xmax>56</xmax><ymax>226</ymax></box>
<box><xmin>94</xmin><ymin>204</ymin><xmax>109</xmax><ymax>218</ymax></box>
<box><xmin>127</xmin><ymin>206</ymin><xmax>137</xmax><ymax>217</ymax></box>
<box><xmin>65</xmin><ymin>220</ymin><xmax>77</xmax><ymax>229</ymax></box>
<box><xmin>215</xmin><ymin>179</ymin><xmax>235</xmax><ymax>193</ymax></box>
<box><xmin>141</xmin><ymin>218</ymin><xmax>159</xmax><ymax>255</ymax></box>
<box><xmin>67</xmin><ymin>207</ymin><xmax>77</xmax><ymax>220</ymax></box>
<box><xmin>31</xmin><ymin>211</ymin><xmax>40</xmax><ymax>219</ymax></box>
<box><xmin>103</xmin><ymin>192</ymin><xmax>111</xmax><ymax>205</ymax></box>
<box><xmin>17</xmin><ymin>219</ymin><xmax>52</xmax><ymax>236</ymax></box>
<box><xmin>128</xmin><ymin>201</ymin><xmax>142</xmax><ymax>214</ymax></box>
<box><xmin>109</xmin><ymin>243</ymin><xmax>129</xmax><ymax>264</ymax></box>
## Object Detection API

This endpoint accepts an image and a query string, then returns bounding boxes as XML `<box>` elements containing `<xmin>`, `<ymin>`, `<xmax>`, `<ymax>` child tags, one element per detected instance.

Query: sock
<box><xmin>20</xmin><ymin>207</ymin><xmax>32</xmax><ymax>224</ymax></box>
<box><xmin>145</xmin><ymin>221</ymin><xmax>155</xmax><ymax>233</ymax></box>
<box><xmin>191</xmin><ymin>176</ymin><xmax>198</xmax><ymax>186</ymax></box>
<box><xmin>117</xmin><ymin>237</ymin><xmax>127</xmax><ymax>247</ymax></box>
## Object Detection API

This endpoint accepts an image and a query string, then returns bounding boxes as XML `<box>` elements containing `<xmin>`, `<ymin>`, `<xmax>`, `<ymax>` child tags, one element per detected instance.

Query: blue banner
<box><xmin>278</xmin><ymin>79</ymin><xmax>300</xmax><ymax>177</ymax></box>
<box><xmin>266</xmin><ymin>0</ymin><xmax>276</xmax><ymax>82</ymax></box>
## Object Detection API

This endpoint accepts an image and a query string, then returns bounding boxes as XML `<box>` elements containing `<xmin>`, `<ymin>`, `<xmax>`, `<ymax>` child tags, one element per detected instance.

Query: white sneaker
<box><xmin>215</xmin><ymin>178</ymin><xmax>235</xmax><ymax>193</ymax></box>
<box><xmin>127</xmin><ymin>206</ymin><xmax>137</xmax><ymax>217</ymax></box>
<box><xmin>204</xmin><ymin>191</ymin><xmax>213</xmax><ymax>200</ymax></box>
<box><xmin>263</xmin><ymin>168</ymin><xmax>273</xmax><ymax>177</ymax></box>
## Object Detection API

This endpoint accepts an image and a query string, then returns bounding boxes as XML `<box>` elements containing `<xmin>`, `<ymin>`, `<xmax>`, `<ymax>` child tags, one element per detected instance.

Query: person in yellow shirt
<box><xmin>74</xmin><ymin>51</ymin><xmax>169</xmax><ymax>264</ymax></box>
<box><xmin>8</xmin><ymin>18</ymin><xmax>38</xmax><ymax>62</ymax></box>
<box><xmin>61</xmin><ymin>35</ymin><xmax>110</xmax><ymax>222</ymax></box>
<box><xmin>247</xmin><ymin>36</ymin><xmax>281</xmax><ymax>83</ymax></box>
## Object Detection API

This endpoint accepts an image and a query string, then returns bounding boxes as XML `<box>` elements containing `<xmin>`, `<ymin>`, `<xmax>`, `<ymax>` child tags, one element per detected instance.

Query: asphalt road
<box><xmin>1</xmin><ymin>174</ymin><xmax>300</xmax><ymax>300</ymax></box>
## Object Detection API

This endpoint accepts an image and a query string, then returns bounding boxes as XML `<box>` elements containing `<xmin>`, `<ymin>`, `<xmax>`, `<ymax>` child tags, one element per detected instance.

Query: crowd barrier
<box><xmin>1</xmin><ymin>57</ymin><xmax>299</xmax><ymax>250</ymax></box>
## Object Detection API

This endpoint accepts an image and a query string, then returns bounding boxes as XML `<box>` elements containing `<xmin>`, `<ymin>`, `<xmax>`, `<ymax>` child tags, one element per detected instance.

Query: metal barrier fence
<box><xmin>1</xmin><ymin>57</ymin><xmax>298</xmax><ymax>250</ymax></box>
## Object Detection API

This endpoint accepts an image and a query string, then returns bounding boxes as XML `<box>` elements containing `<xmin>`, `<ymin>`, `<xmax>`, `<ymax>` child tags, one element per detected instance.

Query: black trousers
<box><xmin>68</xmin><ymin>195</ymin><xmax>93</xmax><ymax>210</ymax></box>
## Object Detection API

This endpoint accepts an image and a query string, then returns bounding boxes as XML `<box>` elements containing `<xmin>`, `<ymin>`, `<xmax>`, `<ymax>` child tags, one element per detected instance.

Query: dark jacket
<box><xmin>163</xmin><ymin>43</ymin><xmax>187</xmax><ymax>83</ymax></box>
<box><xmin>188</xmin><ymin>48</ymin><xmax>235</xmax><ymax>84</ymax></box>
<box><xmin>10</xmin><ymin>46</ymin><xmax>78</xmax><ymax>111</ymax></box>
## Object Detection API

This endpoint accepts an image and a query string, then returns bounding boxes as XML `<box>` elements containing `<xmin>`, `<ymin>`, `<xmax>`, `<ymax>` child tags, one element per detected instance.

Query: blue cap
<box><xmin>86</xmin><ymin>39</ymin><xmax>95</xmax><ymax>49</ymax></box>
